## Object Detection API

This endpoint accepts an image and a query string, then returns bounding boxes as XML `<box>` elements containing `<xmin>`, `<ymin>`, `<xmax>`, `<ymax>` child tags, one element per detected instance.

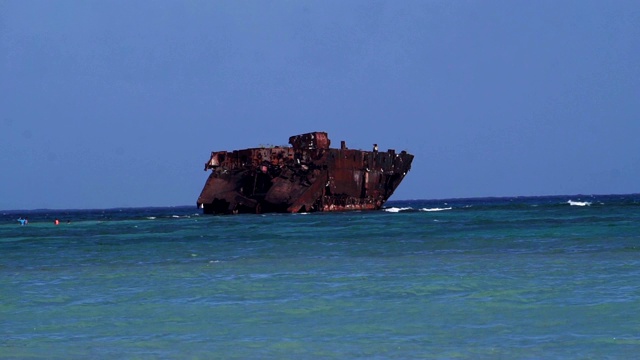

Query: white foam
<box><xmin>383</xmin><ymin>207</ymin><xmax>412</xmax><ymax>213</ymax></box>
<box><xmin>420</xmin><ymin>207</ymin><xmax>452</xmax><ymax>212</ymax></box>
<box><xmin>567</xmin><ymin>200</ymin><xmax>591</xmax><ymax>206</ymax></box>
<box><xmin>146</xmin><ymin>216</ymin><xmax>156</xmax><ymax>220</ymax></box>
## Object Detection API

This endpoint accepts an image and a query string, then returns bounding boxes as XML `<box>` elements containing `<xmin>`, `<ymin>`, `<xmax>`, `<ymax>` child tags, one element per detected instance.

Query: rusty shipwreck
<box><xmin>196</xmin><ymin>132</ymin><xmax>413</xmax><ymax>214</ymax></box>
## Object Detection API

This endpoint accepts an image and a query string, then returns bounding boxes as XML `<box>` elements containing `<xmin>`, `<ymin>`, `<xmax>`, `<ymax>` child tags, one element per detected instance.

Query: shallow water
<box><xmin>2</xmin><ymin>195</ymin><xmax>640</xmax><ymax>358</ymax></box>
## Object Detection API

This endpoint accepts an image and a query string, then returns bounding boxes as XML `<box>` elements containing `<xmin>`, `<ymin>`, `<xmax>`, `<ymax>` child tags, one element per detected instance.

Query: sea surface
<box><xmin>1</xmin><ymin>194</ymin><xmax>640</xmax><ymax>359</ymax></box>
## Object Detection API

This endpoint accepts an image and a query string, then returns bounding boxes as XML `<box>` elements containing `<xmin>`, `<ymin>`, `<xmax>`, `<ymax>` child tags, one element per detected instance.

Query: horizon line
<box><xmin>2</xmin><ymin>192</ymin><xmax>638</xmax><ymax>213</ymax></box>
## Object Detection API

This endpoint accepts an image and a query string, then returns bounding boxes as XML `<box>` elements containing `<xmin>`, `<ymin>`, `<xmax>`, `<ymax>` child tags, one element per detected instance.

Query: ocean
<box><xmin>1</xmin><ymin>194</ymin><xmax>639</xmax><ymax>359</ymax></box>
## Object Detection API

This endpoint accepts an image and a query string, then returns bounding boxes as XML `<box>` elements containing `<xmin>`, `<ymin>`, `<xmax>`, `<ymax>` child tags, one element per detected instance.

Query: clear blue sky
<box><xmin>1</xmin><ymin>1</ymin><xmax>639</xmax><ymax>210</ymax></box>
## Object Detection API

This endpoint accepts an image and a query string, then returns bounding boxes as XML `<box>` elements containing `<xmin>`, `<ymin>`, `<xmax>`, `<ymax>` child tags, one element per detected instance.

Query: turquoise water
<box><xmin>2</xmin><ymin>195</ymin><xmax>640</xmax><ymax>358</ymax></box>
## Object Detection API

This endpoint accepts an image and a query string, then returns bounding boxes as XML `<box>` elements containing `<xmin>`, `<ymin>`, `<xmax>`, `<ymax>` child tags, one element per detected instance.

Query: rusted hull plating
<box><xmin>196</xmin><ymin>132</ymin><xmax>413</xmax><ymax>214</ymax></box>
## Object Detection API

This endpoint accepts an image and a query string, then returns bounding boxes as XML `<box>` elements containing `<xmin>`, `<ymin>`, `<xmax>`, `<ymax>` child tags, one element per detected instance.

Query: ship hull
<box><xmin>197</xmin><ymin>132</ymin><xmax>413</xmax><ymax>215</ymax></box>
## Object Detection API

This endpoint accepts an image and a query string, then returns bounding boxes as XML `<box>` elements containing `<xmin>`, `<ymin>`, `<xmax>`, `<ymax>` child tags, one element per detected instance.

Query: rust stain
<box><xmin>197</xmin><ymin>132</ymin><xmax>414</xmax><ymax>214</ymax></box>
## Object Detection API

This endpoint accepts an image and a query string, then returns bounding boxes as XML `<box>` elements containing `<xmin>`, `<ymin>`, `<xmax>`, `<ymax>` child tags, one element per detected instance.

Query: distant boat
<box><xmin>197</xmin><ymin>132</ymin><xmax>414</xmax><ymax>214</ymax></box>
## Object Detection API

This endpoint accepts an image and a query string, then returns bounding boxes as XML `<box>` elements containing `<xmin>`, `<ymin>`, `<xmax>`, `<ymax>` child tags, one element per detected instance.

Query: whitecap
<box><xmin>383</xmin><ymin>207</ymin><xmax>412</xmax><ymax>213</ymax></box>
<box><xmin>567</xmin><ymin>200</ymin><xmax>591</xmax><ymax>206</ymax></box>
<box><xmin>146</xmin><ymin>216</ymin><xmax>156</xmax><ymax>220</ymax></box>
<box><xmin>420</xmin><ymin>207</ymin><xmax>452</xmax><ymax>212</ymax></box>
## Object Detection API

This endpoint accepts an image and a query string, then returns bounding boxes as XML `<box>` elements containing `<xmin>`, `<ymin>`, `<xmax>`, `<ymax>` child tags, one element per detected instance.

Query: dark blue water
<box><xmin>2</xmin><ymin>195</ymin><xmax>640</xmax><ymax>358</ymax></box>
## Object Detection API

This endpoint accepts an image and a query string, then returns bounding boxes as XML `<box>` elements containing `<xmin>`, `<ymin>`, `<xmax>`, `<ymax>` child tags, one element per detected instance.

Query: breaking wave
<box><xmin>420</xmin><ymin>207</ymin><xmax>453</xmax><ymax>212</ymax></box>
<box><xmin>383</xmin><ymin>206</ymin><xmax>453</xmax><ymax>213</ymax></box>
<box><xmin>567</xmin><ymin>200</ymin><xmax>592</xmax><ymax>207</ymax></box>
<box><xmin>383</xmin><ymin>207</ymin><xmax>413</xmax><ymax>213</ymax></box>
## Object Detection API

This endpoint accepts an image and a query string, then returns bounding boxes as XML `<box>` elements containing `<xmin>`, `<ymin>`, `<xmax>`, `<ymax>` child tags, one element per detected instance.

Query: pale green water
<box><xmin>2</xmin><ymin>195</ymin><xmax>640</xmax><ymax>358</ymax></box>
